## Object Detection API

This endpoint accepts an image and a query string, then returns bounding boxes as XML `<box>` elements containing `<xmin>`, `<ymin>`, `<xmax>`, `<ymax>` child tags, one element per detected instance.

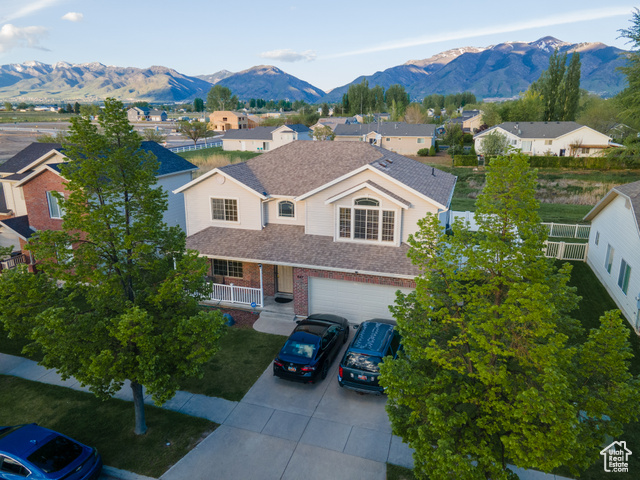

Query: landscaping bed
<box><xmin>0</xmin><ymin>375</ymin><xmax>216</xmax><ymax>478</ymax></box>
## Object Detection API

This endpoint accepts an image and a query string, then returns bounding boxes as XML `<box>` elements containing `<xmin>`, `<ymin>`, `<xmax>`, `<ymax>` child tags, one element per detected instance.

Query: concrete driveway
<box><xmin>161</xmin><ymin>339</ymin><xmax>413</xmax><ymax>480</ymax></box>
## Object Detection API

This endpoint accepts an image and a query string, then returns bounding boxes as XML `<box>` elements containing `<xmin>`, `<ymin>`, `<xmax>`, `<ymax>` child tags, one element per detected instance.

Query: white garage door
<box><xmin>308</xmin><ymin>277</ymin><xmax>414</xmax><ymax>324</ymax></box>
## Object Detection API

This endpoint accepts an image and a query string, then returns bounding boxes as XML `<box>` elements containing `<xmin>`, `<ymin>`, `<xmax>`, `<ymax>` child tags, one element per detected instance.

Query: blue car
<box><xmin>0</xmin><ymin>424</ymin><xmax>102</xmax><ymax>480</ymax></box>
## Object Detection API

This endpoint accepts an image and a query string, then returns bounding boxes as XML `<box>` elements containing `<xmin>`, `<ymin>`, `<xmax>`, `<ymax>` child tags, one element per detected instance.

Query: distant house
<box><xmin>209</xmin><ymin>111</ymin><xmax>249</xmax><ymax>132</ymax></box>
<box><xmin>584</xmin><ymin>180</ymin><xmax>640</xmax><ymax>331</ymax></box>
<box><xmin>247</xmin><ymin>115</ymin><xmax>262</xmax><ymax>129</ymax></box>
<box><xmin>334</xmin><ymin>122</ymin><xmax>436</xmax><ymax>155</ymax></box>
<box><xmin>126</xmin><ymin>107</ymin><xmax>167</xmax><ymax>122</ymax></box>
<box><xmin>311</xmin><ymin>117</ymin><xmax>357</xmax><ymax>132</ymax></box>
<box><xmin>222</xmin><ymin>124</ymin><xmax>312</xmax><ymax>152</ymax></box>
<box><xmin>354</xmin><ymin>113</ymin><xmax>391</xmax><ymax>124</ymax></box>
<box><xmin>449</xmin><ymin>110</ymin><xmax>483</xmax><ymax>133</ymax></box>
<box><xmin>0</xmin><ymin>142</ymin><xmax>197</xmax><ymax>268</ymax></box>
<box><xmin>474</xmin><ymin>122</ymin><xmax>612</xmax><ymax>156</ymax></box>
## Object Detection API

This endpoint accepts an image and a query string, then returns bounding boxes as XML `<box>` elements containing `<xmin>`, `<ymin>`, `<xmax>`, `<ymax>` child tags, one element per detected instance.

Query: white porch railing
<box><xmin>542</xmin><ymin>222</ymin><xmax>591</xmax><ymax>239</ymax></box>
<box><xmin>544</xmin><ymin>241</ymin><xmax>588</xmax><ymax>261</ymax></box>
<box><xmin>0</xmin><ymin>253</ymin><xmax>30</xmax><ymax>271</ymax></box>
<box><xmin>206</xmin><ymin>282</ymin><xmax>263</xmax><ymax>307</ymax></box>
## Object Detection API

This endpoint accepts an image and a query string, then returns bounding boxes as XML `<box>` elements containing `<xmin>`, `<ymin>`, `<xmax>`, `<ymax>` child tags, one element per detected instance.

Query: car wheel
<box><xmin>342</xmin><ymin>326</ymin><xmax>349</xmax><ymax>344</ymax></box>
<box><xmin>321</xmin><ymin>362</ymin><xmax>329</xmax><ymax>379</ymax></box>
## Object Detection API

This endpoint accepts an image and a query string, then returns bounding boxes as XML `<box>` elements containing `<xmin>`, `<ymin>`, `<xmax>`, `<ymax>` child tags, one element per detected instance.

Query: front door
<box><xmin>276</xmin><ymin>265</ymin><xmax>293</xmax><ymax>294</ymax></box>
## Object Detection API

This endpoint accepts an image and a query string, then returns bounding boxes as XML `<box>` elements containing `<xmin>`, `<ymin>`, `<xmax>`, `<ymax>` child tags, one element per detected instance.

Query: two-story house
<box><xmin>209</xmin><ymin>111</ymin><xmax>249</xmax><ymax>132</ymax></box>
<box><xmin>333</xmin><ymin>123</ymin><xmax>436</xmax><ymax>155</ymax></box>
<box><xmin>175</xmin><ymin>141</ymin><xmax>457</xmax><ymax>323</ymax></box>
<box><xmin>474</xmin><ymin>122</ymin><xmax>612</xmax><ymax>156</ymax></box>
<box><xmin>222</xmin><ymin>124</ymin><xmax>312</xmax><ymax>152</ymax></box>
<box><xmin>0</xmin><ymin>142</ymin><xmax>197</xmax><ymax>270</ymax></box>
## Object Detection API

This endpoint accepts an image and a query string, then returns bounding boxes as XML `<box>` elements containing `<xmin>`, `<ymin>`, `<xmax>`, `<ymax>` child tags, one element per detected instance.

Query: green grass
<box><xmin>0</xmin><ymin>375</ymin><xmax>216</xmax><ymax>478</ymax></box>
<box><xmin>450</xmin><ymin>198</ymin><xmax>593</xmax><ymax>224</ymax></box>
<box><xmin>179</xmin><ymin>327</ymin><xmax>286</xmax><ymax>401</ymax></box>
<box><xmin>0</xmin><ymin>112</ymin><xmax>73</xmax><ymax>123</ymax></box>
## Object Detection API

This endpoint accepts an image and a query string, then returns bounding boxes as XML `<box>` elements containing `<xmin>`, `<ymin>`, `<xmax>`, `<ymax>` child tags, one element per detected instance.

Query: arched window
<box><xmin>354</xmin><ymin>198</ymin><xmax>379</xmax><ymax>206</ymax></box>
<box><xmin>339</xmin><ymin>197</ymin><xmax>394</xmax><ymax>242</ymax></box>
<box><xmin>278</xmin><ymin>200</ymin><xmax>295</xmax><ymax>218</ymax></box>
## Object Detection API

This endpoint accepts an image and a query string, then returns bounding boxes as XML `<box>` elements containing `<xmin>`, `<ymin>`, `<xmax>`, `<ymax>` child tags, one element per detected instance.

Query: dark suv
<box><xmin>337</xmin><ymin>318</ymin><xmax>400</xmax><ymax>394</ymax></box>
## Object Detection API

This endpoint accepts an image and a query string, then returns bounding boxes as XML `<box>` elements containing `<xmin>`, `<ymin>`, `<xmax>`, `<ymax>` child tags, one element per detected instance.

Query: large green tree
<box><xmin>616</xmin><ymin>8</ymin><xmax>640</xmax><ymax>127</ymax></box>
<box><xmin>206</xmin><ymin>85</ymin><xmax>238</xmax><ymax>112</ymax></box>
<box><xmin>478</xmin><ymin>130</ymin><xmax>509</xmax><ymax>156</ymax></box>
<box><xmin>177</xmin><ymin>120</ymin><xmax>211</xmax><ymax>146</ymax></box>
<box><xmin>531</xmin><ymin>49</ymin><xmax>581</xmax><ymax>121</ymax></box>
<box><xmin>380</xmin><ymin>153</ymin><xmax>640</xmax><ymax>480</ymax></box>
<box><xmin>0</xmin><ymin>99</ymin><xmax>226</xmax><ymax>435</ymax></box>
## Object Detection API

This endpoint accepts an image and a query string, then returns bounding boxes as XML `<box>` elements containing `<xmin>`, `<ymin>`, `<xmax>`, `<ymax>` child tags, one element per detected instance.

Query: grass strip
<box><xmin>0</xmin><ymin>375</ymin><xmax>216</xmax><ymax>478</ymax></box>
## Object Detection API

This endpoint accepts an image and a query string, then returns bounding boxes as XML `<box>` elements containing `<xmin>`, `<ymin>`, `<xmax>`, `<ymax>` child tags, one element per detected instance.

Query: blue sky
<box><xmin>0</xmin><ymin>1</ymin><xmax>636</xmax><ymax>92</ymax></box>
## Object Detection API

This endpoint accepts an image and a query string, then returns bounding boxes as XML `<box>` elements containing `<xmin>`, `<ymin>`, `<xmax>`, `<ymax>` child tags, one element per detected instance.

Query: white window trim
<box><xmin>277</xmin><ymin>200</ymin><xmax>296</xmax><ymax>220</ymax></box>
<box><xmin>334</xmin><ymin>197</ymin><xmax>400</xmax><ymax>246</ymax></box>
<box><xmin>46</xmin><ymin>191</ymin><xmax>64</xmax><ymax>219</ymax></box>
<box><xmin>209</xmin><ymin>197</ymin><xmax>240</xmax><ymax>224</ymax></box>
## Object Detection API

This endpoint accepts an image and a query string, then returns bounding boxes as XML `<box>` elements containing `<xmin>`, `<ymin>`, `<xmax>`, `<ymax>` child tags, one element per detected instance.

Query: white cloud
<box><xmin>61</xmin><ymin>12</ymin><xmax>83</xmax><ymax>22</ymax></box>
<box><xmin>259</xmin><ymin>49</ymin><xmax>316</xmax><ymax>62</ymax></box>
<box><xmin>0</xmin><ymin>23</ymin><xmax>49</xmax><ymax>53</ymax></box>
<box><xmin>1</xmin><ymin>0</ymin><xmax>62</xmax><ymax>22</ymax></box>
<box><xmin>324</xmin><ymin>7</ymin><xmax>634</xmax><ymax>59</ymax></box>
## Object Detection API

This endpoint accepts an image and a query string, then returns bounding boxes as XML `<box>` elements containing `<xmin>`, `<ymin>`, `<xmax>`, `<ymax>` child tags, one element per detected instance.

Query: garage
<box><xmin>308</xmin><ymin>277</ymin><xmax>414</xmax><ymax>324</ymax></box>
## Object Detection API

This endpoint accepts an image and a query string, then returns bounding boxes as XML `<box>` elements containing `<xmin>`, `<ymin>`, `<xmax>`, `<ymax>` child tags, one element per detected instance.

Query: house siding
<box><xmin>587</xmin><ymin>195</ymin><xmax>640</xmax><ymax>329</ymax></box>
<box><xmin>265</xmin><ymin>199</ymin><xmax>305</xmax><ymax>226</ymax></box>
<box><xmin>156</xmin><ymin>171</ymin><xmax>193</xmax><ymax>231</ymax></box>
<box><xmin>0</xmin><ymin>180</ymin><xmax>27</xmax><ymax>217</ymax></box>
<box><xmin>183</xmin><ymin>172</ymin><xmax>263</xmax><ymax>236</ymax></box>
<box><xmin>304</xmin><ymin>169</ymin><xmax>439</xmax><ymax>242</ymax></box>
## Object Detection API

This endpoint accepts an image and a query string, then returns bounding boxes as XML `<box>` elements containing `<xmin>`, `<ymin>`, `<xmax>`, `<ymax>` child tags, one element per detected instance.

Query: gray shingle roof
<box><xmin>221</xmin><ymin>126</ymin><xmax>278</xmax><ymax>140</ymax></box>
<box><xmin>139</xmin><ymin>141</ymin><xmax>197</xmax><ymax>176</ymax></box>
<box><xmin>220</xmin><ymin>141</ymin><xmax>456</xmax><ymax>206</ymax></box>
<box><xmin>334</xmin><ymin>122</ymin><xmax>436</xmax><ymax>137</ymax></box>
<box><xmin>285</xmin><ymin>124</ymin><xmax>311</xmax><ymax>133</ymax></box>
<box><xmin>0</xmin><ymin>143</ymin><xmax>61</xmax><ymax>174</ymax></box>
<box><xmin>481</xmin><ymin>121</ymin><xmax>585</xmax><ymax>139</ymax></box>
<box><xmin>0</xmin><ymin>215</ymin><xmax>33</xmax><ymax>240</ymax></box>
<box><xmin>218</xmin><ymin>141</ymin><xmax>456</xmax><ymax>207</ymax></box>
<box><xmin>186</xmin><ymin>224</ymin><xmax>420</xmax><ymax>277</ymax></box>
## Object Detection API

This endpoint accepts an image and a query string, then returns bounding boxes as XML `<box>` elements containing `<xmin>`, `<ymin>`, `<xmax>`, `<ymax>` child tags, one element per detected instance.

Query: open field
<box><xmin>178</xmin><ymin>147</ymin><xmax>261</xmax><ymax>177</ymax></box>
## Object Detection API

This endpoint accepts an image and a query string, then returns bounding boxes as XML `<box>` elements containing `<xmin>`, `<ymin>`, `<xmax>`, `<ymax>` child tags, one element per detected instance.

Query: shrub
<box><xmin>417</xmin><ymin>148</ymin><xmax>430</xmax><ymax>157</ymax></box>
<box><xmin>429</xmin><ymin>146</ymin><xmax>437</xmax><ymax>156</ymax></box>
<box><xmin>453</xmin><ymin>155</ymin><xmax>479</xmax><ymax>166</ymax></box>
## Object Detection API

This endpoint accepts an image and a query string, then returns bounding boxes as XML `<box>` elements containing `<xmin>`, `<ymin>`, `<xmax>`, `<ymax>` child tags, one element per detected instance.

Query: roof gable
<box><xmin>0</xmin><ymin>143</ymin><xmax>61</xmax><ymax>175</ymax></box>
<box><xmin>334</xmin><ymin>122</ymin><xmax>436</xmax><ymax>137</ymax></box>
<box><xmin>476</xmin><ymin>121</ymin><xmax>609</xmax><ymax>141</ymax></box>
<box><xmin>584</xmin><ymin>179</ymin><xmax>640</xmax><ymax>238</ymax></box>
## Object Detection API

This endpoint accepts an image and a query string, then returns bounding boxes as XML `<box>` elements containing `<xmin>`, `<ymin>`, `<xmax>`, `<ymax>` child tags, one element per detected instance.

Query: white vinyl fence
<box><xmin>205</xmin><ymin>282</ymin><xmax>263</xmax><ymax>307</ymax></box>
<box><xmin>542</xmin><ymin>222</ymin><xmax>590</xmax><ymax>239</ymax></box>
<box><xmin>543</xmin><ymin>241</ymin><xmax>588</xmax><ymax>261</ymax></box>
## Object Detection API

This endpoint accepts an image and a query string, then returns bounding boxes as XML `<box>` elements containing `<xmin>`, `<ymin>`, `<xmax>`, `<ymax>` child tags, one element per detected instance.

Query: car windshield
<box><xmin>344</xmin><ymin>353</ymin><xmax>382</xmax><ymax>373</ymax></box>
<box><xmin>27</xmin><ymin>435</ymin><xmax>83</xmax><ymax>473</ymax></box>
<box><xmin>281</xmin><ymin>339</ymin><xmax>317</xmax><ymax>359</ymax></box>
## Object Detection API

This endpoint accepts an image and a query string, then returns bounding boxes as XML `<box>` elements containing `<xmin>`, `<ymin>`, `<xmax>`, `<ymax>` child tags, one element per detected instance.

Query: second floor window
<box><xmin>211</xmin><ymin>198</ymin><xmax>238</xmax><ymax>222</ymax></box>
<box><xmin>278</xmin><ymin>201</ymin><xmax>295</xmax><ymax>218</ymax></box>
<box><xmin>46</xmin><ymin>191</ymin><xmax>64</xmax><ymax>219</ymax></box>
<box><xmin>339</xmin><ymin>197</ymin><xmax>395</xmax><ymax>243</ymax></box>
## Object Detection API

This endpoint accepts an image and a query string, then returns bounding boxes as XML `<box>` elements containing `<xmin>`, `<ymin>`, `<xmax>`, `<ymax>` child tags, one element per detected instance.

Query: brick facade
<box><xmin>21</xmin><ymin>169</ymin><xmax>67</xmax><ymax>233</ymax></box>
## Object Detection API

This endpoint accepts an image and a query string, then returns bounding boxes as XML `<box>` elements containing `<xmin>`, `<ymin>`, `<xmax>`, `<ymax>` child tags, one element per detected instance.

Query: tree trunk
<box><xmin>131</xmin><ymin>381</ymin><xmax>148</xmax><ymax>435</ymax></box>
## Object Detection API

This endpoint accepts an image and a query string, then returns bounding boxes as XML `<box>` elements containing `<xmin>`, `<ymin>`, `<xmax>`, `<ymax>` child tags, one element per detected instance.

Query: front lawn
<box><xmin>0</xmin><ymin>375</ymin><xmax>215</xmax><ymax>478</ymax></box>
<box><xmin>179</xmin><ymin>327</ymin><xmax>286</xmax><ymax>401</ymax></box>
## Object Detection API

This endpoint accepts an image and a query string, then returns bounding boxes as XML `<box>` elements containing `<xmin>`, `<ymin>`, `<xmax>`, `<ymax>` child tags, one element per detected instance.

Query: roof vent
<box><xmin>431</xmin><ymin>167</ymin><xmax>435</xmax><ymax>176</ymax></box>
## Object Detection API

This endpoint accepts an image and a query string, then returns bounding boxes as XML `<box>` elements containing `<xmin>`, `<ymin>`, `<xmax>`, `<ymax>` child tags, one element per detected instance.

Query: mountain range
<box><xmin>0</xmin><ymin>37</ymin><xmax>629</xmax><ymax>103</ymax></box>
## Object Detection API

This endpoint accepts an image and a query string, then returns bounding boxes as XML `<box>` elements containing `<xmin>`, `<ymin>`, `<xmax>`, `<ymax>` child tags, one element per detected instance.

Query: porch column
<box><xmin>259</xmin><ymin>263</ymin><xmax>264</xmax><ymax>307</ymax></box>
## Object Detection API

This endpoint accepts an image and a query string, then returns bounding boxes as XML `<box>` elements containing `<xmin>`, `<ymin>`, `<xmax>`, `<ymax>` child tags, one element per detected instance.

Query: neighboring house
<box><xmin>449</xmin><ymin>110</ymin><xmax>483</xmax><ymax>133</ymax></box>
<box><xmin>584</xmin><ymin>180</ymin><xmax>640</xmax><ymax>331</ymax></box>
<box><xmin>126</xmin><ymin>107</ymin><xmax>167</xmax><ymax>122</ymax></box>
<box><xmin>334</xmin><ymin>122</ymin><xmax>436</xmax><ymax>155</ymax></box>
<box><xmin>0</xmin><ymin>142</ymin><xmax>197</xmax><ymax>265</ymax></box>
<box><xmin>247</xmin><ymin>115</ymin><xmax>262</xmax><ymax>128</ymax></box>
<box><xmin>311</xmin><ymin>117</ymin><xmax>357</xmax><ymax>132</ymax></box>
<box><xmin>209</xmin><ymin>111</ymin><xmax>249</xmax><ymax>131</ymax></box>
<box><xmin>174</xmin><ymin>141</ymin><xmax>457</xmax><ymax>322</ymax></box>
<box><xmin>474</xmin><ymin>122</ymin><xmax>612</xmax><ymax>156</ymax></box>
<box><xmin>354</xmin><ymin>113</ymin><xmax>391</xmax><ymax>123</ymax></box>
<box><xmin>222</xmin><ymin>124</ymin><xmax>312</xmax><ymax>152</ymax></box>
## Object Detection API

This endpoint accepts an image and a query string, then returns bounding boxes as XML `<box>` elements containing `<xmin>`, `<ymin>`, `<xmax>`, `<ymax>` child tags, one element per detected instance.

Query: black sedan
<box><xmin>273</xmin><ymin>313</ymin><xmax>350</xmax><ymax>383</ymax></box>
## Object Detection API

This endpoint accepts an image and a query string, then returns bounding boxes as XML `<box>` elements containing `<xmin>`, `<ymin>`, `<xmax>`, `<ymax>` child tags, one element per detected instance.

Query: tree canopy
<box><xmin>0</xmin><ymin>98</ymin><xmax>226</xmax><ymax>435</ymax></box>
<box><xmin>380</xmin><ymin>152</ymin><xmax>640</xmax><ymax>479</ymax></box>
<box><xmin>531</xmin><ymin>49</ymin><xmax>581</xmax><ymax>121</ymax></box>
<box><xmin>206</xmin><ymin>85</ymin><xmax>238</xmax><ymax>112</ymax></box>
<box><xmin>616</xmin><ymin>8</ymin><xmax>640</xmax><ymax>127</ymax></box>
<box><xmin>177</xmin><ymin>120</ymin><xmax>212</xmax><ymax>145</ymax></box>
<box><xmin>478</xmin><ymin>130</ymin><xmax>509</xmax><ymax>156</ymax></box>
